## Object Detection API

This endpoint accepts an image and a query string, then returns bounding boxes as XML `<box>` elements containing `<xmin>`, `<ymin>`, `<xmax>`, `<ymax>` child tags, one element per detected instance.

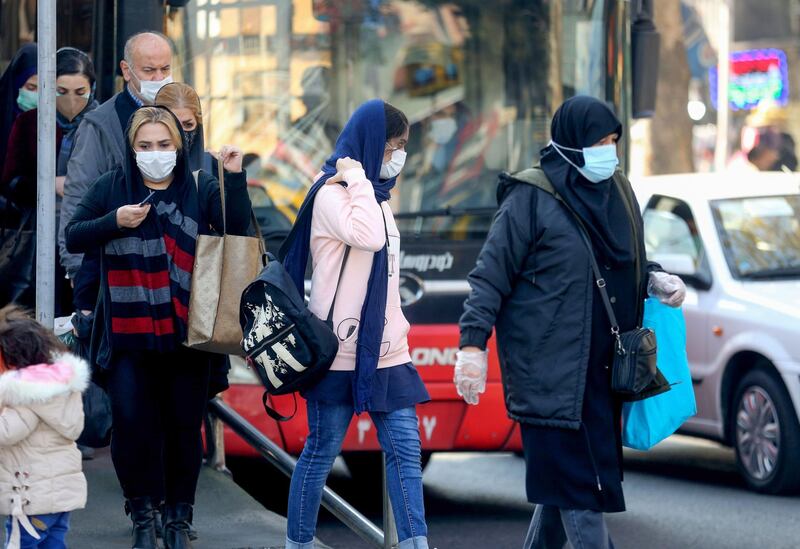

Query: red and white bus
<box><xmin>13</xmin><ymin>0</ymin><xmax>656</xmax><ymax>469</ymax></box>
<box><xmin>166</xmin><ymin>0</ymin><xmax>659</xmax><ymax>470</ymax></box>
<box><xmin>31</xmin><ymin>0</ymin><xmax>657</xmax><ymax>470</ymax></box>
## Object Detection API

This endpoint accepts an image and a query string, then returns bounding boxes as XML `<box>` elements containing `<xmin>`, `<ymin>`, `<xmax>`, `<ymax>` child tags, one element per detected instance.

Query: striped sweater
<box><xmin>64</xmin><ymin>165</ymin><xmax>251</xmax><ymax>364</ymax></box>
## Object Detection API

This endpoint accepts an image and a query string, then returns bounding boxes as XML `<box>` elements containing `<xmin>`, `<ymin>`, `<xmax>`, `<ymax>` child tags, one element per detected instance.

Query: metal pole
<box><xmin>207</xmin><ymin>398</ymin><xmax>385</xmax><ymax>548</ymax></box>
<box><xmin>382</xmin><ymin>453</ymin><xmax>398</xmax><ymax>549</ymax></box>
<box><xmin>714</xmin><ymin>0</ymin><xmax>731</xmax><ymax>172</ymax></box>
<box><xmin>36</xmin><ymin>0</ymin><xmax>57</xmax><ymax>329</ymax></box>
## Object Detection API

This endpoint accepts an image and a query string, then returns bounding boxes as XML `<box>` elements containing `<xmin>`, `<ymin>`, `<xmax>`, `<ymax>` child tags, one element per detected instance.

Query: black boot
<box><xmin>163</xmin><ymin>503</ymin><xmax>194</xmax><ymax>549</ymax></box>
<box><xmin>126</xmin><ymin>497</ymin><xmax>158</xmax><ymax>549</ymax></box>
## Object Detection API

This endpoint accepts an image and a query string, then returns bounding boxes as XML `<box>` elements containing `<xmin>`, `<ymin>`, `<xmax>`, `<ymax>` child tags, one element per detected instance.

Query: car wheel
<box><xmin>732</xmin><ymin>369</ymin><xmax>800</xmax><ymax>494</ymax></box>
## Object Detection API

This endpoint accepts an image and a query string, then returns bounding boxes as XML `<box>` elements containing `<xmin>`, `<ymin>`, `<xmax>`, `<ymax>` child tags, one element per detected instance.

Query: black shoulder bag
<box><xmin>511</xmin><ymin>166</ymin><xmax>670</xmax><ymax>402</ymax></box>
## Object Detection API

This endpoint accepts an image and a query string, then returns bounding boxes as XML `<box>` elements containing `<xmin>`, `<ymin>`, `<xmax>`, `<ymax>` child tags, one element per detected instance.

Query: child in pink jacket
<box><xmin>0</xmin><ymin>306</ymin><xmax>88</xmax><ymax>549</ymax></box>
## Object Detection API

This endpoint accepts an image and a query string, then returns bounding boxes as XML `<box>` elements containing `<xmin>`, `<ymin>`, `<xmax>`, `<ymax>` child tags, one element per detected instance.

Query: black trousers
<box><xmin>107</xmin><ymin>347</ymin><xmax>211</xmax><ymax>504</ymax></box>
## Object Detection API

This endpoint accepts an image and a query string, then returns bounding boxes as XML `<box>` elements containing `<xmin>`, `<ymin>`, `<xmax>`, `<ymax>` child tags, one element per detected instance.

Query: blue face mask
<box><xmin>550</xmin><ymin>140</ymin><xmax>619</xmax><ymax>183</ymax></box>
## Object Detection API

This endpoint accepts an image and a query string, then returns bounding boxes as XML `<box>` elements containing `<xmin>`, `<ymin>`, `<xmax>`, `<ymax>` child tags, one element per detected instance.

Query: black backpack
<box><xmin>239</xmin><ymin>249</ymin><xmax>350</xmax><ymax>420</ymax></box>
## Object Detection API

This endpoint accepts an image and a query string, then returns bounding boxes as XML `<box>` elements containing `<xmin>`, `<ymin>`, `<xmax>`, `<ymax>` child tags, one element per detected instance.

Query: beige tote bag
<box><xmin>186</xmin><ymin>160</ymin><xmax>264</xmax><ymax>354</ymax></box>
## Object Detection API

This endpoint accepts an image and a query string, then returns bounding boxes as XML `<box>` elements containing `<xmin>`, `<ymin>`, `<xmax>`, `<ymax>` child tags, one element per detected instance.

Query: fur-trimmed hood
<box><xmin>0</xmin><ymin>352</ymin><xmax>90</xmax><ymax>407</ymax></box>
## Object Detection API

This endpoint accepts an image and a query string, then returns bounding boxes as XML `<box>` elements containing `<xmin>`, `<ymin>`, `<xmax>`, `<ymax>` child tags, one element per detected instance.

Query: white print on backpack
<box><xmin>244</xmin><ymin>292</ymin><xmax>306</xmax><ymax>390</ymax></box>
<box><xmin>254</xmin><ymin>334</ymin><xmax>307</xmax><ymax>389</ymax></box>
<box><xmin>399</xmin><ymin>251</ymin><xmax>454</xmax><ymax>273</ymax></box>
<box><xmin>357</xmin><ymin>418</ymin><xmax>372</xmax><ymax>444</ymax></box>
<box><xmin>242</xmin><ymin>294</ymin><xmax>288</xmax><ymax>350</ymax></box>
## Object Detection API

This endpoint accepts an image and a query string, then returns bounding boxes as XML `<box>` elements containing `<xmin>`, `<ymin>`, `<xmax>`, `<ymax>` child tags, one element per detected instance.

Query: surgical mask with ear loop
<box><xmin>549</xmin><ymin>140</ymin><xmax>619</xmax><ymax>183</ymax></box>
<box><xmin>56</xmin><ymin>90</ymin><xmax>91</xmax><ymax>121</ymax></box>
<box><xmin>136</xmin><ymin>150</ymin><xmax>177</xmax><ymax>183</ymax></box>
<box><xmin>16</xmin><ymin>88</ymin><xmax>38</xmax><ymax>111</ymax></box>
<box><xmin>380</xmin><ymin>148</ymin><xmax>407</xmax><ymax>179</ymax></box>
<box><xmin>129</xmin><ymin>68</ymin><xmax>173</xmax><ymax>104</ymax></box>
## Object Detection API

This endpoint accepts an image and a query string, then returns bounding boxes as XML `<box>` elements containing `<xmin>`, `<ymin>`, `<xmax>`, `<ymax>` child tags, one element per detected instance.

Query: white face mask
<box><xmin>131</xmin><ymin>70</ymin><xmax>173</xmax><ymax>104</ymax></box>
<box><xmin>380</xmin><ymin>148</ymin><xmax>407</xmax><ymax>179</ymax></box>
<box><xmin>136</xmin><ymin>150</ymin><xmax>177</xmax><ymax>182</ymax></box>
<box><xmin>429</xmin><ymin>117</ymin><xmax>457</xmax><ymax>145</ymax></box>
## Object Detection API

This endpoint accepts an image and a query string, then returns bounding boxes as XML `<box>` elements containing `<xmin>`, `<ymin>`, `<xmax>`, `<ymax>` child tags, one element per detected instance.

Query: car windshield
<box><xmin>711</xmin><ymin>195</ymin><xmax>800</xmax><ymax>279</ymax></box>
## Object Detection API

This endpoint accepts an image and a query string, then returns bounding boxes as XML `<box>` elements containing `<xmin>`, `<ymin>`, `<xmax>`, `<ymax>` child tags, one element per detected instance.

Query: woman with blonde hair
<box><xmin>155</xmin><ymin>82</ymin><xmax>207</xmax><ymax>171</ymax></box>
<box><xmin>65</xmin><ymin>106</ymin><xmax>251</xmax><ymax>549</ymax></box>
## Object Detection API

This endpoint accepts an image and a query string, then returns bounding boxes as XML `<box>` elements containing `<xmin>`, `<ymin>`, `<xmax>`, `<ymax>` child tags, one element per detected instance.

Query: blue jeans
<box><xmin>5</xmin><ymin>512</ymin><xmax>70</xmax><ymax>549</ymax></box>
<box><xmin>523</xmin><ymin>505</ymin><xmax>615</xmax><ymax>549</ymax></box>
<box><xmin>286</xmin><ymin>401</ymin><xmax>429</xmax><ymax>549</ymax></box>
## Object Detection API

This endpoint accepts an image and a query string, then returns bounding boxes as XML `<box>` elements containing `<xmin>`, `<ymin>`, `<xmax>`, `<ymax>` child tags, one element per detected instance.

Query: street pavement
<box><xmin>278</xmin><ymin>435</ymin><xmax>800</xmax><ymax>549</ymax></box>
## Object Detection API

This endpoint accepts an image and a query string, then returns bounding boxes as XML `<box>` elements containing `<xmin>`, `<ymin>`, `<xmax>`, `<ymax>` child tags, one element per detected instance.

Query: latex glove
<box><xmin>648</xmin><ymin>271</ymin><xmax>686</xmax><ymax>308</ymax></box>
<box><xmin>454</xmin><ymin>349</ymin><xmax>489</xmax><ymax>405</ymax></box>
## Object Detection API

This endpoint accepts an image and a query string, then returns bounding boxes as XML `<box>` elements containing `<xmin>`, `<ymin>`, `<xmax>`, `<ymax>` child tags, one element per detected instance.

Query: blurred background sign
<box><xmin>710</xmin><ymin>48</ymin><xmax>789</xmax><ymax>111</ymax></box>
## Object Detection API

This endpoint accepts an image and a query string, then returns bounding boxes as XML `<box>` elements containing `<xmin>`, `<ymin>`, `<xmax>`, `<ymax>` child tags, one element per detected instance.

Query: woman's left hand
<box><xmin>648</xmin><ymin>271</ymin><xmax>687</xmax><ymax>308</ymax></box>
<box><xmin>212</xmin><ymin>145</ymin><xmax>243</xmax><ymax>173</ymax></box>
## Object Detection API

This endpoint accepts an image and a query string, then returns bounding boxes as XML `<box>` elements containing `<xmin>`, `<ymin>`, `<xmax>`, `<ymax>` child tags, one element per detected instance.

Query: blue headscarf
<box><xmin>280</xmin><ymin>99</ymin><xmax>397</xmax><ymax>413</ymax></box>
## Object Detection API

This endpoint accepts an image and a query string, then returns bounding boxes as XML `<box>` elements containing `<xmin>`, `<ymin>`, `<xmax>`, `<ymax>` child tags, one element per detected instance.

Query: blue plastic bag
<box><xmin>622</xmin><ymin>298</ymin><xmax>697</xmax><ymax>450</ymax></box>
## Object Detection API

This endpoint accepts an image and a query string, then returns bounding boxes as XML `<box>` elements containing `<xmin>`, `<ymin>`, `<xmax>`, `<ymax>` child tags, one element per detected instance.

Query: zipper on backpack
<box><xmin>249</xmin><ymin>323</ymin><xmax>296</xmax><ymax>357</ymax></box>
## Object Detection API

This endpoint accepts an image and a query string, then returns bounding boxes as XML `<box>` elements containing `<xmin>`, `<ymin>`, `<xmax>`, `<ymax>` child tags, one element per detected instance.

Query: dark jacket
<box><xmin>58</xmin><ymin>93</ymin><xmax>129</xmax><ymax>277</ymax></box>
<box><xmin>0</xmin><ymin>109</ymin><xmax>64</xmax><ymax>207</ymax></box>
<box><xmin>64</xmin><ymin>167</ymin><xmax>251</xmax><ymax>368</ymax></box>
<box><xmin>459</xmin><ymin>170</ymin><xmax>651</xmax><ymax>429</ymax></box>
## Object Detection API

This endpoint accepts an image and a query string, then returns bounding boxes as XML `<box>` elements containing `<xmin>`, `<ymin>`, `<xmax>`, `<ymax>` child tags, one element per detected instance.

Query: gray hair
<box><xmin>123</xmin><ymin>31</ymin><xmax>172</xmax><ymax>66</ymax></box>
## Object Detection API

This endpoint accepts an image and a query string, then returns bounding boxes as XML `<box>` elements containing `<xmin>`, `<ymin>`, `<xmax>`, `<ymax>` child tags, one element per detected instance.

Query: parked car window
<box><xmin>644</xmin><ymin>195</ymin><xmax>705</xmax><ymax>266</ymax></box>
<box><xmin>711</xmin><ymin>195</ymin><xmax>800</xmax><ymax>279</ymax></box>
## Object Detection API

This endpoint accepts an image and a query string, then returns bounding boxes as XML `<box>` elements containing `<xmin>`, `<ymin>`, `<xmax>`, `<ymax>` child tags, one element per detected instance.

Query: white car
<box><xmin>633</xmin><ymin>171</ymin><xmax>800</xmax><ymax>494</ymax></box>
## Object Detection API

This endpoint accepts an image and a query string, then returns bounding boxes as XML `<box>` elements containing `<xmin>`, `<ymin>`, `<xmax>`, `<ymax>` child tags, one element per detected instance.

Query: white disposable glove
<box><xmin>648</xmin><ymin>271</ymin><xmax>686</xmax><ymax>308</ymax></box>
<box><xmin>454</xmin><ymin>349</ymin><xmax>489</xmax><ymax>405</ymax></box>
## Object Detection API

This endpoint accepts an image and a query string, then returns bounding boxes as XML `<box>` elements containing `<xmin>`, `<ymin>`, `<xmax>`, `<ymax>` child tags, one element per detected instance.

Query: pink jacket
<box><xmin>308</xmin><ymin>168</ymin><xmax>412</xmax><ymax>371</ymax></box>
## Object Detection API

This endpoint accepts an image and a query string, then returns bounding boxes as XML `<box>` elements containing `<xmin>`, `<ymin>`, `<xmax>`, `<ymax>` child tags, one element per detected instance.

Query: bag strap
<box><xmin>326</xmin><ymin>245</ymin><xmax>352</xmax><ymax>325</ymax></box>
<box><xmin>261</xmin><ymin>391</ymin><xmax>297</xmax><ymax>422</ymax></box>
<box><xmin>510</xmin><ymin>166</ymin><xmax>624</xmax><ymax>349</ymax></box>
<box><xmin>193</xmin><ymin>168</ymin><xmax>266</xmax><ymax>257</ymax></box>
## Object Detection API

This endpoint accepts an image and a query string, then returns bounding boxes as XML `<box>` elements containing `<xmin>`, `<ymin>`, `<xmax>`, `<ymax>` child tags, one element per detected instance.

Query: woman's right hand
<box><xmin>116</xmin><ymin>204</ymin><xmax>151</xmax><ymax>229</ymax></box>
<box><xmin>326</xmin><ymin>157</ymin><xmax>363</xmax><ymax>185</ymax></box>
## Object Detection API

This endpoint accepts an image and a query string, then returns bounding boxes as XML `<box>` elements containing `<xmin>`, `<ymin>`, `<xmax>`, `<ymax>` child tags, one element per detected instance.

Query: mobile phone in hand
<box><xmin>139</xmin><ymin>190</ymin><xmax>156</xmax><ymax>207</ymax></box>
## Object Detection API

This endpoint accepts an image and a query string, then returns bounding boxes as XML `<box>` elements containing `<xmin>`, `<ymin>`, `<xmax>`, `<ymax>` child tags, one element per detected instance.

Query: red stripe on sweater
<box><xmin>172</xmin><ymin>297</ymin><xmax>189</xmax><ymax>322</ymax></box>
<box><xmin>163</xmin><ymin>234</ymin><xmax>195</xmax><ymax>274</ymax></box>
<box><xmin>108</xmin><ymin>269</ymin><xmax>170</xmax><ymax>289</ymax></box>
<box><xmin>111</xmin><ymin>316</ymin><xmax>175</xmax><ymax>335</ymax></box>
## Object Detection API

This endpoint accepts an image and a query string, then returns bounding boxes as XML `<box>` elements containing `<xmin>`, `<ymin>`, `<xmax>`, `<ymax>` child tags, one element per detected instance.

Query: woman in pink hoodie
<box><xmin>0</xmin><ymin>306</ymin><xmax>89</xmax><ymax>549</ymax></box>
<box><xmin>281</xmin><ymin>100</ymin><xmax>430</xmax><ymax>549</ymax></box>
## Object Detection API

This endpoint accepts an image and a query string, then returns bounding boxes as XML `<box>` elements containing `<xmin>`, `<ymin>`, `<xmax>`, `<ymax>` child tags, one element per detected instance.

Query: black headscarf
<box><xmin>540</xmin><ymin>95</ymin><xmax>633</xmax><ymax>266</ymax></box>
<box><xmin>120</xmin><ymin>105</ymin><xmax>197</xmax><ymax>208</ymax></box>
<box><xmin>0</xmin><ymin>43</ymin><xmax>37</xmax><ymax>174</ymax></box>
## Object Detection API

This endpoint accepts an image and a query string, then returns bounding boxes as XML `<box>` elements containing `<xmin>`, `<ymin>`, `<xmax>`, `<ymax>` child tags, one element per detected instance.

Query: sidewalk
<box><xmin>59</xmin><ymin>449</ymin><xmax>332</xmax><ymax>549</ymax></box>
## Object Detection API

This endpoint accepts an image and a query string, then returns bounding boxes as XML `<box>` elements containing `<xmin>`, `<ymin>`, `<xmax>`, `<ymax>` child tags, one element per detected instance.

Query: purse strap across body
<box><xmin>510</xmin><ymin>166</ymin><xmax>670</xmax><ymax>400</ymax></box>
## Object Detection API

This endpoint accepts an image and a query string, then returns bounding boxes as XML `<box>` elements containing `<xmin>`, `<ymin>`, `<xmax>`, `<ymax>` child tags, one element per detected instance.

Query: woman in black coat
<box><xmin>65</xmin><ymin>105</ymin><xmax>251</xmax><ymax>549</ymax></box>
<box><xmin>456</xmin><ymin>96</ymin><xmax>685</xmax><ymax>549</ymax></box>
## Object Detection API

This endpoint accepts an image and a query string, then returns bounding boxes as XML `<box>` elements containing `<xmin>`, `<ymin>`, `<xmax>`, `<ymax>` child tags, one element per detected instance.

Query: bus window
<box><xmin>166</xmin><ymin>0</ymin><xmax>613</xmax><ymax>235</ymax></box>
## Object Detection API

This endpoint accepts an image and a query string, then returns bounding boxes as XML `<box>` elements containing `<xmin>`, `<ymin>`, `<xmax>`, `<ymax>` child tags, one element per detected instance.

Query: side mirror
<box><xmin>651</xmin><ymin>253</ymin><xmax>712</xmax><ymax>291</ymax></box>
